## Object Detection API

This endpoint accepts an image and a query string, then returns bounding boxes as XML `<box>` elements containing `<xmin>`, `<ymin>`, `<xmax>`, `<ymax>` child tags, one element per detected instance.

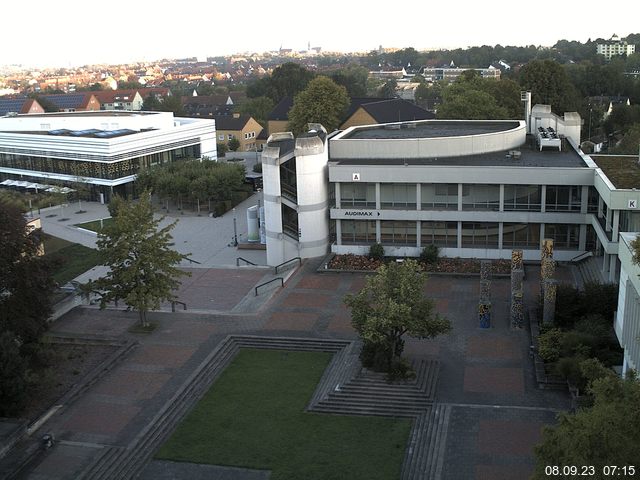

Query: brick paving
<box><xmin>15</xmin><ymin>260</ymin><xmax>575</xmax><ymax>479</ymax></box>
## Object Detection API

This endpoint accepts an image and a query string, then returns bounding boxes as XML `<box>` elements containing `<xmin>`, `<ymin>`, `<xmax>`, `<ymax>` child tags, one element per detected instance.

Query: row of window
<box><xmin>337</xmin><ymin>183</ymin><xmax>598</xmax><ymax>213</ymax></box>
<box><xmin>339</xmin><ymin>220</ymin><xmax>582</xmax><ymax>250</ymax></box>
<box><xmin>217</xmin><ymin>131</ymin><xmax>256</xmax><ymax>141</ymax></box>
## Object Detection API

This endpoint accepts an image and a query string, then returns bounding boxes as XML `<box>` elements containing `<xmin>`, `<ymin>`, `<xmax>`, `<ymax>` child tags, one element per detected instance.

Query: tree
<box><xmin>0</xmin><ymin>200</ymin><xmax>54</xmax><ymax>345</ymax></box>
<box><xmin>611</xmin><ymin>124</ymin><xmax>640</xmax><ymax>154</ymax></box>
<box><xmin>88</xmin><ymin>193</ymin><xmax>190</xmax><ymax>327</ymax></box>
<box><xmin>438</xmin><ymin>88</ymin><xmax>508</xmax><ymax>120</ymax></box>
<box><xmin>238</xmin><ymin>96</ymin><xmax>274</xmax><ymax>127</ymax></box>
<box><xmin>344</xmin><ymin>259</ymin><xmax>451</xmax><ymax>374</ymax></box>
<box><xmin>0</xmin><ymin>331</ymin><xmax>29</xmax><ymax>416</ymax></box>
<box><xmin>217</xmin><ymin>142</ymin><xmax>228</xmax><ymax>157</ymax></box>
<box><xmin>533</xmin><ymin>362</ymin><xmax>640</xmax><ymax>478</ymax></box>
<box><xmin>519</xmin><ymin>59</ymin><xmax>580</xmax><ymax>114</ymax></box>
<box><xmin>287</xmin><ymin>76</ymin><xmax>349</xmax><ymax>134</ymax></box>
<box><xmin>142</xmin><ymin>94</ymin><xmax>162</xmax><ymax>111</ymax></box>
<box><xmin>247</xmin><ymin>62</ymin><xmax>315</xmax><ymax>103</ymax></box>
<box><xmin>228</xmin><ymin>137</ymin><xmax>240</xmax><ymax>151</ymax></box>
<box><xmin>330</xmin><ymin>64</ymin><xmax>369</xmax><ymax>98</ymax></box>
<box><xmin>379</xmin><ymin>79</ymin><xmax>398</xmax><ymax>98</ymax></box>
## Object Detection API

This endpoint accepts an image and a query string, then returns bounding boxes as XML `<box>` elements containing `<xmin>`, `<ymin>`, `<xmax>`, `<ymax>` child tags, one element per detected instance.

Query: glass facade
<box><xmin>461</xmin><ymin>222</ymin><xmax>500</xmax><ymax>247</ymax></box>
<box><xmin>503</xmin><ymin>185</ymin><xmax>542</xmax><ymax>211</ymax></box>
<box><xmin>421</xmin><ymin>221</ymin><xmax>458</xmax><ymax>247</ymax></box>
<box><xmin>0</xmin><ymin>145</ymin><xmax>200</xmax><ymax>181</ymax></box>
<box><xmin>461</xmin><ymin>185</ymin><xmax>500</xmax><ymax>211</ymax></box>
<box><xmin>503</xmin><ymin>223</ymin><xmax>541</xmax><ymax>248</ymax></box>
<box><xmin>545</xmin><ymin>185</ymin><xmax>581</xmax><ymax>212</ymax></box>
<box><xmin>380</xmin><ymin>220</ymin><xmax>416</xmax><ymax>245</ymax></box>
<box><xmin>544</xmin><ymin>224</ymin><xmax>580</xmax><ymax>249</ymax></box>
<box><xmin>279</xmin><ymin>158</ymin><xmax>297</xmax><ymax>202</ymax></box>
<box><xmin>282</xmin><ymin>204</ymin><xmax>298</xmax><ymax>239</ymax></box>
<box><xmin>341</xmin><ymin>220</ymin><xmax>376</xmax><ymax>244</ymax></box>
<box><xmin>421</xmin><ymin>184</ymin><xmax>458</xmax><ymax>210</ymax></box>
<box><xmin>341</xmin><ymin>183</ymin><xmax>376</xmax><ymax>208</ymax></box>
<box><xmin>380</xmin><ymin>184</ymin><xmax>416</xmax><ymax>209</ymax></box>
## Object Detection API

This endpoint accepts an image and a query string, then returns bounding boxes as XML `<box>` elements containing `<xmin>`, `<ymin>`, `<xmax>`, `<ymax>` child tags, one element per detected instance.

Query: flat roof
<box><xmin>592</xmin><ymin>155</ymin><xmax>640</xmax><ymax>189</ymax></box>
<box><xmin>8</xmin><ymin>111</ymin><xmax>158</xmax><ymax>118</ymax></box>
<box><xmin>341</xmin><ymin>120</ymin><xmax>521</xmax><ymax>140</ymax></box>
<box><xmin>331</xmin><ymin>139</ymin><xmax>588</xmax><ymax>168</ymax></box>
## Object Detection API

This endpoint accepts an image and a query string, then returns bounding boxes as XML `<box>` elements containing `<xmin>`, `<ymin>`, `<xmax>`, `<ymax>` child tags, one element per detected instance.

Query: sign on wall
<box><xmin>629</xmin><ymin>199</ymin><xmax>637</xmax><ymax>209</ymax></box>
<box><xmin>343</xmin><ymin>210</ymin><xmax>381</xmax><ymax>217</ymax></box>
<box><xmin>352</xmin><ymin>173</ymin><xmax>360</xmax><ymax>181</ymax></box>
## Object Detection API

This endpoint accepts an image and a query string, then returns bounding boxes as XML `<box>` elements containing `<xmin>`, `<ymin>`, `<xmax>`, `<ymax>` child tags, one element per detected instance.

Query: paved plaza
<box><xmin>6</xmin><ymin>196</ymin><xmax>573</xmax><ymax>478</ymax></box>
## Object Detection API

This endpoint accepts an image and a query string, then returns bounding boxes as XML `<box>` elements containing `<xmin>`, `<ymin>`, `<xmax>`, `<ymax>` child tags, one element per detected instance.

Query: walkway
<box><xmin>6</xmin><ymin>259</ymin><xmax>572</xmax><ymax>480</ymax></box>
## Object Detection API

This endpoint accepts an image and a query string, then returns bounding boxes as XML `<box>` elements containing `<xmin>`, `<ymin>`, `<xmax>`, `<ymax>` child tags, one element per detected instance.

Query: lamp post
<box><xmin>233</xmin><ymin>207</ymin><xmax>238</xmax><ymax>246</ymax></box>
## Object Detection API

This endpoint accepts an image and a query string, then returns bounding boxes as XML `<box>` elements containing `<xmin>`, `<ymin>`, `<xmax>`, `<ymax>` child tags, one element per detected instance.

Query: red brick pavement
<box><xmin>63</xmin><ymin>401</ymin><xmax>141</xmax><ymax>437</ymax></box>
<box><xmin>281</xmin><ymin>292</ymin><xmax>332</xmax><ymax>308</ymax></box>
<box><xmin>477</xmin><ymin>420</ymin><xmax>544</xmax><ymax>456</ymax></box>
<box><xmin>151</xmin><ymin>320</ymin><xmax>218</xmax><ymax>345</ymax></box>
<box><xmin>463</xmin><ymin>366</ymin><xmax>525</xmax><ymax>394</ymax></box>
<box><xmin>128</xmin><ymin>344</ymin><xmax>197</xmax><ymax>368</ymax></box>
<box><xmin>466</xmin><ymin>335</ymin><xmax>522</xmax><ymax>360</ymax></box>
<box><xmin>296</xmin><ymin>275</ymin><xmax>342</xmax><ymax>290</ymax></box>
<box><xmin>264</xmin><ymin>311</ymin><xmax>319</xmax><ymax>331</ymax></box>
<box><xmin>91</xmin><ymin>369</ymin><xmax>171</xmax><ymax>400</ymax></box>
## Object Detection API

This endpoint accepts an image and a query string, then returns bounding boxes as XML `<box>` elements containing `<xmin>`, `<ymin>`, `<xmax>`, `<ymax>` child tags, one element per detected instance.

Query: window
<box><xmin>380</xmin><ymin>221</ymin><xmax>416</xmax><ymax>245</ymax></box>
<box><xmin>282</xmin><ymin>204</ymin><xmax>298</xmax><ymax>239</ymax></box>
<box><xmin>545</xmin><ymin>186</ymin><xmax>581</xmax><ymax>212</ymax></box>
<box><xmin>503</xmin><ymin>185</ymin><xmax>541</xmax><ymax>211</ymax></box>
<box><xmin>544</xmin><ymin>224</ymin><xmax>579</xmax><ymax>249</ymax></box>
<box><xmin>422</xmin><ymin>184</ymin><xmax>457</xmax><ymax>210</ymax></box>
<box><xmin>502</xmin><ymin>223</ymin><xmax>540</xmax><ymax>248</ymax></box>
<box><xmin>461</xmin><ymin>223</ymin><xmax>499</xmax><ymax>248</ymax></box>
<box><xmin>341</xmin><ymin>220</ymin><xmax>376</xmax><ymax>244</ymax></box>
<box><xmin>421</xmin><ymin>221</ymin><xmax>457</xmax><ymax>247</ymax></box>
<box><xmin>340</xmin><ymin>182</ymin><xmax>376</xmax><ymax>208</ymax></box>
<box><xmin>380</xmin><ymin>183</ymin><xmax>416</xmax><ymax>209</ymax></box>
<box><xmin>461</xmin><ymin>185</ymin><xmax>500</xmax><ymax>211</ymax></box>
<box><xmin>228</xmin><ymin>134</ymin><xmax>234</xmax><ymax>140</ymax></box>
<box><xmin>218</xmin><ymin>134</ymin><xmax>224</xmax><ymax>140</ymax></box>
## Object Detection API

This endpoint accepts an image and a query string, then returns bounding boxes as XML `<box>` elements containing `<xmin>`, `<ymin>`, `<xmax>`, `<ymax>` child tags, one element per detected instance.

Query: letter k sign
<box><xmin>629</xmin><ymin>199</ymin><xmax>637</xmax><ymax>209</ymax></box>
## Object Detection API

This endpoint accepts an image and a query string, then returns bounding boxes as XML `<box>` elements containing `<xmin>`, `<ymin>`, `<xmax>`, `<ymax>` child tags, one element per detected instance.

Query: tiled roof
<box><xmin>0</xmin><ymin>97</ymin><xmax>33</xmax><ymax>116</ymax></box>
<box><xmin>40</xmin><ymin>93</ymin><xmax>95</xmax><ymax>109</ymax></box>
<box><xmin>359</xmin><ymin>99</ymin><xmax>435</xmax><ymax>123</ymax></box>
<box><xmin>214</xmin><ymin>114</ymin><xmax>252</xmax><ymax>130</ymax></box>
<box><xmin>268</xmin><ymin>97</ymin><xmax>294</xmax><ymax>121</ymax></box>
<box><xmin>92</xmin><ymin>89</ymin><xmax>140</xmax><ymax>104</ymax></box>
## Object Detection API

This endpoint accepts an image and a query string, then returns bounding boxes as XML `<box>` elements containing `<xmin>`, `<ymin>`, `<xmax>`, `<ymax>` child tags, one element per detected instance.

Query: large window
<box><xmin>587</xmin><ymin>186</ymin><xmax>599</xmax><ymax>214</ymax></box>
<box><xmin>461</xmin><ymin>222</ymin><xmax>500</xmax><ymax>248</ymax></box>
<box><xmin>545</xmin><ymin>186</ymin><xmax>581</xmax><ymax>212</ymax></box>
<box><xmin>503</xmin><ymin>185</ymin><xmax>542</xmax><ymax>211</ymax></box>
<box><xmin>340</xmin><ymin>182</ymin><xmax>376</xmax><ymax>208</ymax></box>
<box><xmin>279</xmin><ymin>158</ymin><xmax>297</xmax><ymax>202</ymax></box>
<box><xmin>502</xmin><ymin>223</ymin><xmax>540</xmax><ymax>248</ymax></box>
<box><xmin>421</xmin><ymin>184</ymin><xmax>458</xmax><ymax>210</ymax></box>
<box><xmin>461</xmin><ymin>185</ymin><xmax>500</xmax><ymax>211</ymax></box>
<box><xmin>380</xmin><ymin>184</ymin><xmax>416</xmax><ymax>210</ymax></box>
<box><xmin>421</xmin><ymin>221</ymin><xmax>457</xmax><ymax>247</ymax></box>
<box><xmin>544</xmin><ymin>224</ymin><xmax>580</xmax><ymax>249</ymax></box>
<box><xmin>341</xmin><ymin>220</ymin><xmax>376</xmax><ymax>245</ymax></box>
<box><xmin>380</xmin><ymin>221</ymin><xmax>416</xmax><ymax>245</ymax></box>
<box><xmin>281</xmin><ymin>204</ymin><xmax>298</xmax><ymax>239</ymax></box>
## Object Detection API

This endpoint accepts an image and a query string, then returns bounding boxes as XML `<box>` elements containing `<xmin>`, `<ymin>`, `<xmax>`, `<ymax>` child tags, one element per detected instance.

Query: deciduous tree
<box><xmin>287</xmin><ymin>76</ymin><xmax>349</xmax><ymax>134</ymax></box>
<box><xmin>88</xmin><ymin>193</ymin><xmax>190</xmax><ymax>327</ymax></box>
<box><xmin>344</xmin><ymin>259</ymin><xmax>451</xmax><ymax>374</ymax></box>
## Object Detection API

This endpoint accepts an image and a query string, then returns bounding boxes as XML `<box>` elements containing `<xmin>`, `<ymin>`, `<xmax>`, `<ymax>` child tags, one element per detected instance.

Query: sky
<box><xmin>2</xmin><ymin>0</ymin><xmax>639</xmax><ymax>68</ymax></box>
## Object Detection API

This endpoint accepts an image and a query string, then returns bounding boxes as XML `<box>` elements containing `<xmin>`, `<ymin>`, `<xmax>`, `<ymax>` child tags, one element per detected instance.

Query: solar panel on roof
<box><xmin>41</xmin><ymin>93</ymin><xmax>85</xmax><ymax>109</ymax></box>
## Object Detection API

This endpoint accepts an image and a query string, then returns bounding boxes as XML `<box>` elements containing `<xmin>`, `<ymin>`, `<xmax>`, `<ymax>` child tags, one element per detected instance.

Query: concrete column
<box><xmin>335</xmin><ymin>183</ymin><xmax>341</xmax><ymax>209</ymax></box>
<box><xmin>499</xmin><ymin>184</ymin><xmax>505</xmax><ymax>212</ymax></box>
<box><xmin>609</xmin><ymin>254</ymin><xmax>618</xmax><ymax>283</ymax></box>
<box><xmin>416</xmin><ymin>184</ymin><xmax>421</xmax><ymax>211</ymax></box>
<box><xmin>458</xmin><ymin>183</ymin><xmax>463</xmax><ymax>211</ymax></box>
<box><xmin>581</xmin><ymin>185</ymin><xmax>589</xmax><ymax>214</ymax></box>
<box><xmin>598</xmin><ymin>196</ymin><xmax>603</xmax><ymax>218</ymax></box>
<box><xmin>539</xmin><ymin>224</ymin><xmax>545</xmax><ymax>249</ymax></box>
<box><xmin>457</xmin><ymin>221</ymin><xmax>462</xmax><ymax>249</ymax></box>
<box><xmin>336</xmin><ymin>219</ymin><xmax>342</xmax><ymax>246</ymax></box>
<box><xmin>606</xmin><ymin>206</ymin><xmax>612</xmax><ymax>232</ymax></box>
<box><xmin>603</xmin><ymin>252</ymin><xmax>610</xmax><ymax>273</ymax></box>
<box><xmin>613</xmin><ymin>210</ymin><xmax>620</xmax><ymax>239</ymax></box>
<box><xmin>375</xmin><ymin>183</ymin><xmax>381</xmax><ymax>210</ymax></box>
<box><xmin>498</xmin><ymin>222</ymin><xmax>504</xmax><ymax>250</ymax></box>
<box><xmin>579</xmin><ymin>224</ymin><xmax>587</xmax><ymax>251</ymax></box>
<box><xmin>376</xmin><ymin>220</ymin><xmax>381</xmax><ymax>243</ymax></box>
<box><xmin>540</xmin><ymin>185</ymin><xmax>546</xmax><ymax>213</ymax></box>
<box><xmin>416</xmin><ymin>221</ymin><xmax>422</xmax><ymax>248</ymax></box>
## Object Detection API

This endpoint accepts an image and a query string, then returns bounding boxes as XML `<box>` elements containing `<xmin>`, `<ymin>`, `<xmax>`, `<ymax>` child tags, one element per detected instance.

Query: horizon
<box><xmin>2</xmin><ymin>0</ymin><xmax>639</xmax><ymax>69</ymax></box>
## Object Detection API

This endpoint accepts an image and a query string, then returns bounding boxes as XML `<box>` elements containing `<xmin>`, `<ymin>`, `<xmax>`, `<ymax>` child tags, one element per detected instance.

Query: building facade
<box><xmin>0</xmin><ymin>111</ymin><xmax>216</xmax><ymax>201</ymax></box>
<box><xmin>597</xmin><ymin>34</ymin><xmax>636</xmax><ymax>60</ymax></box>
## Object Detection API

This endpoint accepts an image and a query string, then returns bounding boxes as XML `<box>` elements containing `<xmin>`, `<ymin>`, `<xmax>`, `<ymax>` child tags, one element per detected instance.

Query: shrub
<box><xmin>537</xmin><ymin>328</ymin><xmax>563</xmax><ymax>362</ymax></box>
<box><xmin>554</xmin><ymin>355</ymin><xmax>586</xmax><ymax>388</ymax></box>
<box><xmin>252</xmin><ymin>163</ymin><xmax>263</xmax><ymax>173</ymax></box>
<box><xmin>387</xmin><ymin>357</ymin><xmax>416</xmax><ymax>381</ymax></box>
<box><xmin>217</xmin><ymin>142</ymin><xmax>228</xmax><ymax>157</ymax></box>
<box><xmin>420</xmin><ymin>245</ymin><xmax>439</xmax><ymax>264</ymax></box>
<box><xmin>228</xmin><ymin>138</ymin><xmax>240</xmax><ymax>151</ymax></box>
<box><xmin>369</xmin><ymin>243</ymin><xmax>385</xmax><ymax>261</ymax></box>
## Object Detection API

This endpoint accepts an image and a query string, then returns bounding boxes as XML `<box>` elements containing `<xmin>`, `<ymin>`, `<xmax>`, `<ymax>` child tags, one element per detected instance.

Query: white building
<box><xmin>597</xmin><ymin>34</ymin><xmax>636</xmax><ymax>60</ymax></box>
<box><xmin>0</xmin><ymin>111</ymin><xmax>216</xmax><ymax>201</ymax></box>
<box><xmin>614</xmin><ymin>233</ymin><xmax>640</xmax><ymax>376</ymax></box>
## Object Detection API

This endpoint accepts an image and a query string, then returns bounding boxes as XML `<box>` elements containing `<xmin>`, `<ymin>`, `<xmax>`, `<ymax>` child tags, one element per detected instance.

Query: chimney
<box><xmin>521</xmin><ymin>91</ymin><xmax>531</xmax><ymax>132</ymax></box>
<box><xmin>233</xmin><ymin>113</ymin><xmax>240</xmax><ymax>119</ymax></box>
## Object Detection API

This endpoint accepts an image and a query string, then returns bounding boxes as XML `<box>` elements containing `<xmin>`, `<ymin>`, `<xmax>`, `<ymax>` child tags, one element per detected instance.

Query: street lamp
<box><xmin>233</xmin><ymin>207</ymin><xmax>238</xmax><ymax>246</ymax></box>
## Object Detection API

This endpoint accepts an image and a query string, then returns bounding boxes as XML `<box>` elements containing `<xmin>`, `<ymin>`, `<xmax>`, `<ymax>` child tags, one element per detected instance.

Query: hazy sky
<box><xmin>3</xmin><ymin>0</ymin><xmax>639</xmax><ymax>67</ymax></box>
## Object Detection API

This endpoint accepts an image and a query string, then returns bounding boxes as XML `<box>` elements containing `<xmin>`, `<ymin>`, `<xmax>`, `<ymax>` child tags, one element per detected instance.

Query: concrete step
<box><xmin>311</xmin><ymin>404</ymin><xmax>421</xmax><ymax>418</ymax></box>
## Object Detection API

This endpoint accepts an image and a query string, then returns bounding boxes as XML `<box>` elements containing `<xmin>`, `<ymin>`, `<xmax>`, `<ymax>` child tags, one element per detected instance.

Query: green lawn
<box><xmin>43</xmin><ymin>235</ymin><xmax>101</xmax><ymax>284</ymax></box>
<box><xmin>74</xmin><ymin>217</ymin><xmax>113</xmax><ymax>233</ymax></box>
<box><xmin>156</xmin><ymin>349</ymin><xmax>411</xmax><ymax>480</ymax></box>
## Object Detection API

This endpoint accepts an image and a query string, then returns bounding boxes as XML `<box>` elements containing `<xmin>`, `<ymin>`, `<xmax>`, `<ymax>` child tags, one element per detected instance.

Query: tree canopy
<box><xmin>520</xmin><ymin>59</ymin><xmax>581</xmax><ymax>114</ymax></box>
<box><xmin>533</xmin><ymin>361</ymin><xmax>640</xmax><ymax>478</ymax></box>
<box><xmin>287</xmin><ymin>76</ymin><xmax>349</xmax><ymax>134</ymax></box>
<box><xmin>88</xmin><ymin>193</ymin><xmax>190</xmax><ymax>326</ymax></box>
<box><xmin>247</xmin><ymin>62</ymin><xmax>315</xmax><ymax>103</ymax></box>
<box><xmin>344</xmin><ymin>259</ymin><xmax>451</xmax><ymax>374</ymax></box>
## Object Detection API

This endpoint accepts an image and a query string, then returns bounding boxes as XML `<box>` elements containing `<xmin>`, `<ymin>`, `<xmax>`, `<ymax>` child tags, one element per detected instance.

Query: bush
<box><xmin>252</xmin><ymin>163</ymin><xmax>263</xmax><ymax>173</ymax></box>
<box><xmin>387</xmin><ymin>357</ymin><xmax>416</xmax><ymax>381</ymax></box>
<box><xmin>554</xmin><ymin>283</ymin><xmax>618</xmax><ymax>329</ymax></box>
<box><xmin>217</xmin><ymin>142</ymin><xmax>228</xmax><ymax>157</ymax></box>
<box><xmin>228</xmin><ymin>138</ymin><xmax>240</xmax><ymax>151</ymax></box>
<box><xmin>420</xmin><ymin>245</ymin><xmax>439</xmax><ymax>264</ymax></box>
<box><xmin>369</xmin><ymin>243</ymin><xmax>385</xmax><ymax>261</ymax></box>
<box><xmin>554</xmin><ymin>355</ymin><xmax>586</xmax><ymax>388</ymax></box>
<box><xmin>538</xmin><ymin>328</ymin><xmax>563</xmax><ymax>362</ymax></box>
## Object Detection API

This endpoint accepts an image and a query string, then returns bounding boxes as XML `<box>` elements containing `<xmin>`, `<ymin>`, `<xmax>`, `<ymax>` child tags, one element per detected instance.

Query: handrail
<box><xmin>274</xmin><ymin>256</ymin><xmax>302</xmax><ymax>274</ymax></box>
<box><xmin>171</xmin><ymin>301</ymin><xmax>187</xmax><ymax>312</ymax></box>
<box><xmin>184</xmin><ymin>256</ymin><xmax>202</xmax><ymax>265</ymax></box>
<box><xmin>569</xmin><ymin>251</ymin><xmax>593</xmax><ymax>263</ymax></box>
<box><xmin>255</xmin><ymin>277</ymin><xmax>283</xmax><ymax>296</ymax></box>
<box><xmin>236</xmin><ymin>257</ymin><xmax>257</xmax><ymax>266</ymax></box>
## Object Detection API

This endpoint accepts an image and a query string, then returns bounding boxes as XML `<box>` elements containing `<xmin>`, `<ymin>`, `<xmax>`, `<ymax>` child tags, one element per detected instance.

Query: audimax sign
<box><xmin>343</xmin><ymin>210</ymin><xmax>381</xmax><ymax>217</ymax></box>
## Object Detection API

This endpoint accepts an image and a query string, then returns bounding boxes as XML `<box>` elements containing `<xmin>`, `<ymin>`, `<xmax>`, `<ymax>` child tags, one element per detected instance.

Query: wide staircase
<box><xmin>575</xmin><ymin>255</ymin><xmax>607</xmax><ymax>287</ymax></box>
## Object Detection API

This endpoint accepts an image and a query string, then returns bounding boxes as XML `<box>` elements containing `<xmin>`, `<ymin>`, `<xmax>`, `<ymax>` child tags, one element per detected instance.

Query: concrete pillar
<box><xmin>579</xmin><ymin>224</ymin><xmax>587</xmax><ymax>251</ymax></box>
<box><xmin>540</xmin><ymin>185</ymin><xmax>546</xmax><ymax>213</ymax></box>
<box><xmin>458</xmin><ymin>183</ymin><xmax>463</xmax><ymax>211</ymax></box>
<box><xmin>376</xmin><ymin>219</ymin><xmax>381</xmax><ymax>243</ymax></box>
<box><xmin>416</xmin><ymin>221</ymin><xmax>421</xmax><ymax>248</ymax></box>
<box><xmin>606</xmin><ymin>207</ymin><xmax>612</xmax><ymax>232</ymax></box>
<box><xmin>598</xmin><ymin>196</ymin><xmax>603</xmax><ymax>218</ymax></box>
<box><xmin>336</xmin><ymin>219</ymin><xmax>342</xmax><ymax>246</ymax></box>
<box><xmin>581</xmin><ymin>185</ymin><xmax>589</xmax><ymax>214</ymax></box>
<box><xmin>542</xmin><ymin>279</ymin><xmax>557</xmax><ymax>325</ymax></box>
<box><xmin>335</xmin><ymin>183</ymin><xmax>341</xmax><ymax>209</ymax></box>
<box><xmin>416</xmin><ymin>184</ymin><xmax>421</xmax><ymax>211</ymax></box>
<box><xmin>613</xmin><ymin>210</ymin><xmax>620</xmax><ymax>240</ymax></box>
<box><xmin>609</xmin><ymin>254</ymin><xmax>618</xmax><ymax>283</ymax></box>
<box><xmin>539</xmin><ymin>224</ymin><xmax>545</xmax><ymax>249</ymax></box>
<box><xmin>457</xmin><ymin>221</ymin><xmax>462</xmax><ymax>249</ymax></box>
<box><xmin>498</xmin><ymin>222</ymin><xmax>504</xmax><ymax>250</ymax></box>
<box><xmin>375</xmin><ymin>183</ymin><xmax>381</xmax><ymax>210</ymax></box>
<box><xmin>602</xmin><ymin>252</ymin><xmax>610</xmax><ymax>273</ymax></box>
<box><xmin>499</xmin><ymin>184</ymin><xmax>505</xmax><ymax>212</ymax></box>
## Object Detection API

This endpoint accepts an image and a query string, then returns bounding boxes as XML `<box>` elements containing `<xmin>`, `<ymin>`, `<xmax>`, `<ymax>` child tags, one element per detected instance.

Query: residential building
<box><xmin>183</xmin><ymin>95</ymin><xmax>234</xmax><ymax>117</ymax></box>
<box><xmin>39</xmin><ymin>92</ymin><xmax>101</xmax><ymax>112</ymax></box>
<box><xmin>94</xmin><ymin>90</ymin><xmax>144</xmax><ymax>111</ymax></box>
<box><xmin>214</xmin><ymin>114</ymin><xmax>263</xmax><ymax>152</ymax></box>
<box><xmin>340</xmin><ymin>99</ymin><xmax>435</xmax><ymax>130</ymax></box>
<box><xmin>421</xmin><ymin>65</ymin><xmax>500</xmax><ymax>82</ymax></box>
<box><xmin>0</xmin><ymin>97</ymin><xmax>44</xmax><ymax>116</ymax></box>
<box><xmin>0</xmin><ymin>111</ymin><xmax>216</xmax><ymax>201</ymax></box>
<box><xmin>597</xmin><ymin>34</ymin><xmax>636</xmax><ymax>60</ymax></box>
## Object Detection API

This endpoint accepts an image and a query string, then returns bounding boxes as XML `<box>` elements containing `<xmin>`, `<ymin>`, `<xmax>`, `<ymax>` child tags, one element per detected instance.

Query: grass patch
<box><xmin>591</xmin><ymin>155</ymin><xmax>640</xmax><ymax>189</ymax></box>
<box><xmin>75</xmin><ymin>217</ymin><xmax>113</xmax><ymax>233</ymax></box>
<box><xmin>43</xmin><ymin>235</ymin><xmax>101</xmax><ymax>284</ymax></box>
<box><xmin>156</xmin><ymin>349</ymin><xmax>411</xmax><ymax>480</ymax></box>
